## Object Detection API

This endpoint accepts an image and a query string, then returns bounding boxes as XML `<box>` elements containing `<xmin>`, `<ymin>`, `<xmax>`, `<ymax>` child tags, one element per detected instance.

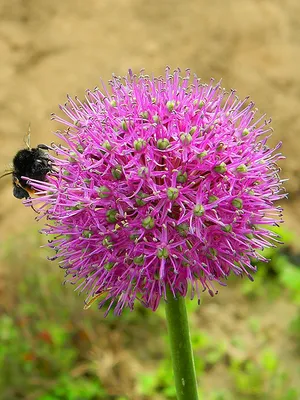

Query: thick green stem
<box><xmin>165</xmin><ymin>289</ymin><xmax>199</xmax><ymax>400</ymax></box>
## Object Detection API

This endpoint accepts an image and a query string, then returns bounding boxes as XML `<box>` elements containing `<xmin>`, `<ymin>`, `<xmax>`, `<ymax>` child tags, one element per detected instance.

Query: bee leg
<box><xmin>30</xmin><ymin>203</ymin><xmax>39</xmax><ymax>214</ymax></box>
<box><xmin>37</xmin><ymin>144</ymin><xmax>52</xmax><ymax>150</ymax></box>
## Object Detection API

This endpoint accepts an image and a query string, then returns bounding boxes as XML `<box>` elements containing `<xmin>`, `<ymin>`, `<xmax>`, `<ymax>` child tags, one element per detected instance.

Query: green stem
<box><xmin>165</xmin><ymin>289</ymin><xmax>199</xmax><ymax>400</ymax></box>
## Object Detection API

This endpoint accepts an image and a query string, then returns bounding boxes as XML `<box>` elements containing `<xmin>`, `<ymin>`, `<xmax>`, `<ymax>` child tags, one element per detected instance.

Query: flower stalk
<box><xmin>165</xmin><ymin>289</ymin><xmax>199</xmax><ymax>400</ymax></box>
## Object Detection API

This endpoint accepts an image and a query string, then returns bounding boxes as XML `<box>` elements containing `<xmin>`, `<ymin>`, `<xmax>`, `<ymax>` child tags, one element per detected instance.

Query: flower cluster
<box><xmin>29</xmin><ymin>68</ymin><xmax>285</xmax><ymax>314</ymax></box>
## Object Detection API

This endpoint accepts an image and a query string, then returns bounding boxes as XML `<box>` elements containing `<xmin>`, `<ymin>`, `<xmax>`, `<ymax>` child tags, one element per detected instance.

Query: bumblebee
<box><xmin>0</xmin><ymin>125</ymin><xmax>52</xmax><ymax>199</ymax></box>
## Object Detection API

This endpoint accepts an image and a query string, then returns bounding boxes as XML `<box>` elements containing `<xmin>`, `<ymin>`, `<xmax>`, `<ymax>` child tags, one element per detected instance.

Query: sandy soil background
<box><xmin>0</xmin><ymin>0</ymin><xmax>300</xmax><ymax>240</ymax></box>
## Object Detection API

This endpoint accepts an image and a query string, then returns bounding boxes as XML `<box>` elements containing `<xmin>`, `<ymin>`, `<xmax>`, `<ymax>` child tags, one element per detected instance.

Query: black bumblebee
<box><xmin>0</xmin><ymin>125</ymin><xmax>52</xmax><ymax>199</ymax></box>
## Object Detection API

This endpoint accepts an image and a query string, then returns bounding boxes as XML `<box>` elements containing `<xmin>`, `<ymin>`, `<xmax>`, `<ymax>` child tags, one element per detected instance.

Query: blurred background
<box><xmin>0</xmin><ymin>0</ymin><xmax>299</xmax><ymax>399</ymax></box>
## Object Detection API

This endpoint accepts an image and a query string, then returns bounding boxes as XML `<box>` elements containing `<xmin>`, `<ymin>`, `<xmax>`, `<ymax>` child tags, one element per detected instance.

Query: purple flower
<box><xmin>28</xmin><ymin>68</ymin><xmax>285</xmax><ymax>314</ymax></box>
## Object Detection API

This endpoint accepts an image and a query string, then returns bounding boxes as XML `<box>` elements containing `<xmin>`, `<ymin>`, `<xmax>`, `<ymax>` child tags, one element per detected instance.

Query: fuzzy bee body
<box><xmin>1</xmin><ymin>126</ymin><xmax>52</xmax><ymax>201</ymax></box>
<box><xmin>12</xmin><ymin>145</ymin><xmax>52</xmax><ymax>199</ymax></box>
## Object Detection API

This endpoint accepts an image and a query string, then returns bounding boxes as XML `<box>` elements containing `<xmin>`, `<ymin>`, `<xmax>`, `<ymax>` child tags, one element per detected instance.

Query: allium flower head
<box><xmin>29</xmin><ymin>68</ymin><xmax>285</xmax><ymax>314</ymax></box>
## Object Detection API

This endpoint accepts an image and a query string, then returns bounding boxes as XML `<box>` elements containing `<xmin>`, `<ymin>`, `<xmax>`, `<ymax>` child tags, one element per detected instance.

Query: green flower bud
<box><xmin>135</xmin><ymin>191</ymin><xmax>148</xmax><ymax>206</ymax></box>
<box><xmin>102</xmin><ymin>140</ymin><xmax>112</xmax><ymax>151</ymax></box>
<box><xmin>134</xmin><ymin>138</ymin><xmax>146</xmax><ymax>151</ymax></box>
<box><xmin>82</xmin><ymin>230</ymin><xmax>93</xmax><ymax>238</ymax></box>
<box><xmin>197</xmin><ymin>150</ymin><xmax>208</xmax><ymax>159</ymax></box>
<box><xmin>216</xmin><ymin>142</ymin><xmax>225</xmax><ymax>152</ymax></box>
<box><xmin>140</xmin><ymin>111</ymin><xmax>149</xmax><ymax>120</ymax></box>
<box><xmin>232</xmin><ymin>198</ymin><xmax>243</xmax><ymax>209</ymax></box>
<box><xmin>69</xmin><ymin>151</ymin><xmax>77</xmax><ymax>163</ymax></box>
<box><xmin>167</xmin><ymin>187</ymin><xmax>179</xmax><ymax>201</ymax></box>
<box><xmin>176</xmin><ymin>171</ymin><xmax>188</xmax><ymax>183</ymax></box>
<box><xmin>182</xmin><ymin>258</ymin><xmax>190</xmax><ymax>267</ymax></box>
<box><xmin>130</xmin><ymin>233</ymin><xmax>139</xmax><ymax>241</ymax></box>
<box><xmin>106</xmin><ymin>209</ymin><xmax>118</xmax><ymax>223</ymax></box>
<box><xmin>157</xmin><ymin>138</ymin><xmax>170</xmax><ymax>150</ymax></box>
<box><xmin>102</xmin><ymin>236</ymin><xmax>113</xmax><ymax>249</ymax></box>
<box><xmin>193</xmin><ymin>99</ymin><xmax>205</xmax><ymax>108</ymax></box>
<box><xmin>242</xmin><ymin>128</ymin><xmax>250</xmax><ymax>137</ymax></box>
<box><xmin>236</xmin><ymin>164</ymin><xmax>248</xmax><ymax>173</ymax></box>
<box><xmin>111</xmin><ymin>165</ymin><xmax>123</xmax><ymax>180</ymax></box>
<box><xmin>142</xmin><ymin>216</ymin><xmax>155</xmax><ymax>229</ymax></box>
<box><xmin>157</xmin><ymin>247</ymin><xmax>169</xmax><ymax>259</ymax></box>
<box><xmin>110</xmin><ymin>99</ymin><xmax>117</xmax><ymax>107</ymax></box>
<box><xmin>189</xmin><ymin>126</ymin><xmax>197</xmax><ymax>135</ymax></box>
<box><xmin>70</xmin><ymin>202</ymin><xmax>84</xmax><ymax>210</ymax></box>
<box><xmin>76</xmin><ymin>144</ymin><xmax>84</xmax><ymax>153</ymax></box>
<box><xmin>214</xmin><ymin>162</ymin><xmax>227</xmax><ymax>173</ymax></box>
<box><xmin>180</xmin><ymin>132</ymin><xmax>192</xmax><ymax>146</ymax></box>
<box><xmin>153</xmin><ymin>114</ymin><xmax>159</xmax><ymax>123</ymax></box>
<box><xmin>133</xmin><ymin>254</ymin><xmax>145</xmax><ymax>265</ymax></box>
<box><xmin>104</xmin><ymin>262</ymin><xmax>115</xmax><ymax>270</ymax></box>
<box><xmin>208</xmin><ymin>195</ymin><xmax>219</xmax><ymax>203</ymax></box>
<box><xmin>138</xmin><ymin>166</ymin><xmax>149</xmax><ymax>178</ymax></box>
<box><xmin>97</xmin><ymin>186</ymin><xmax>110</xmax><ymax>198</ymax></box>
<box><xmin>166</xmin><ymin>100</ymin><xmax>175</xmax><ymax>111</ymax></box>
<box><xmin>208</xmin><ymin>247</ymin><xmax>218</xmax><ymax>258</ymax></box>
<box><xmin>194</xmin><ymin>204</ymin><xmax>205</xmax><ymax>217</ymax></box>
<box><xmin>176</xmin><ymin>223</ymin><xmax>189</xmax><ymax>237</ymax></box>
<box><xmin>121</xmin><ymin>120</ymin><xmax>128</xmax><ymax>131</ymax></box>
<box><xmin>222</xmin><ymin>224</ymin><xmax>232</xmax><ymax>233</ymax></box>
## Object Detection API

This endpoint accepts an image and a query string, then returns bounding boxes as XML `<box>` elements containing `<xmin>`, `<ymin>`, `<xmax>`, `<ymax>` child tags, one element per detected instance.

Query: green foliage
<box><xmin>37</xmin><ymin>376</ymin><xmax>106</xmax><ymax>400</ymax></box>
<box><xmin>241</xmin><ymin>227</ymin><xmax>300</xmax><ymax>304</ymax></box>
<box><xmin>229</xmin><ymin>351</ymin><xmax>299</xmax><ymax>400</ymax></box>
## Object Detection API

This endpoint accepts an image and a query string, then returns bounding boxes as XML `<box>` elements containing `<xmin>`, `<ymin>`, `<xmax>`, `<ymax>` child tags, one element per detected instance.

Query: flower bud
<box><xmin>222</xmin><ymin>224</ymin><xmax>232</xmax><ymax>233</ymax></box>
<box><xmin>214</xmin><ymin>162</ymin><xmax>227</xmax><ymax>173</ymax></box>
<box><xmin>135</xmin><ymin>192</ymin><xmax>148</xmax><ymax>206</ymax></box>
<box><xmin>194</xmin><ymin>204</ymin><xmax>205</xmax><ymax>216</ymax></box>
<box><xmin>167</xmin><ymin>187</ymin><xmax>179</xmax><ymax>201</ymax></box>
<box><xmin>133</xmin><ymin>254</ymin><xmax>145</xmax><ymax>265</ymax></box>
<box><xmin>106</xmin><ymin>209</ymin><xmax>118</xmax><ymax>223</ymax></box>
<box><xmin>134</xmin><ymin>138</ymin><xmax>147</xmax><ymax>151</ymax></box>
<box><xmin>97</xmin><ymin>186</ymin><xmax>110</xmax><ymax>198</ymax></box>
<box><xmin>208</xmin><ymin>195</ymin><xmax>218</xmax><ymax>203</ymax></box>
<box><xmin>157</xmin><ymin>247</ymin><xmax>169</xmax><ymax>259</ymax></box>
<box><xmin>104</xmin><ymin>262</ymin><xmax>115</xmax><ymax>270</ymax></box>
<box><xmin>180</xmin><ymin>132</ymin><xmax>192</xmax><ymax>146</ymax></box>
<box><xmin>176</xmin><ymin>171</ymin><xmax>188</xmax><ymax>183</ymax></box>
<box><xmin>140</xmin><ymin>111</ymin><xmax>149</xmax><ymax>120</ymax></box>
<box><xmin>176</xmin><ymin>223</ymin><xmax>189</xmax><ymax>237</ymax></box>
<box><xmin>82</xmin><ymin>230</ymin><xmax>93</xmax><ymax>238</ymax></box>
<box><xmin>76</xmin><ymin>144</ymin><xmax>84</xmax><ymax>153</ymax></box>
<box><xmin>166</xmin><ymin>100</ymin><xmax>175</xmax><ymax>111</ymax></box>
<box><xmin>157</xmin><ymin>138</ymin><xmax>170</xmax><ymax>150</ymax></box>
<box><xmin>197</xmin><ymin>151</ymin><xmax>208</xmax><ymax>160</ymax></box>
<box><xmin>102</xmin><ymin>140</ymin><xmax>112</xmax><ymax>151</ymax></box>
<box><xmin>102</xmin><ymin>236</ymin><xmax>113</xmax><ymax>248</ymax></box>
<box><xmin>232</xmin><ymin>198</ymin><xmax>243</xmax><ymax>209</ymax></box>
<box><xmin>111</xmin><ymin>165</ymin><xmax>123</xmax><ymax>180</ymax></box>
<box><xmin>142</xmin><ymin>216</ymin><xmax>155</xmax><ymax>229</ymax></box>
<box><xmin>121</xmin><ymin>120</ymin><xmax>128</xmax><ymax>131</ymax></box>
